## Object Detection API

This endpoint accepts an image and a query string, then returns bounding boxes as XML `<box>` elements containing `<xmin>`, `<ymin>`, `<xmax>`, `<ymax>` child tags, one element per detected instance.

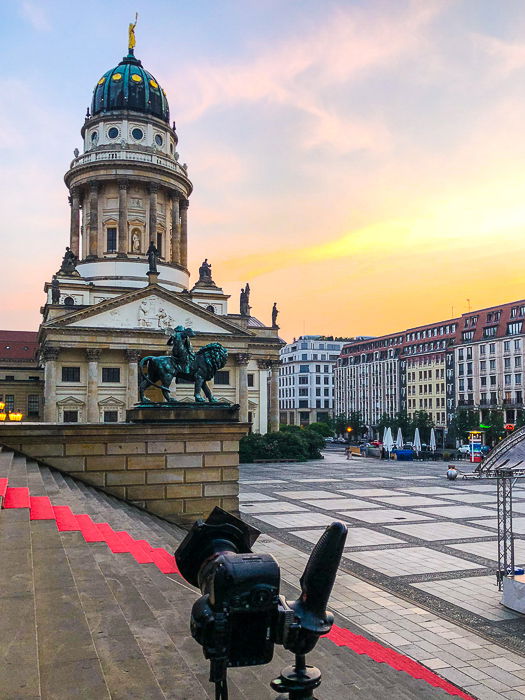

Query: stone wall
<box><xmin>0</xmin><ymin>422</ymin><xmax>247</xmax><ymax>528</ymax></box>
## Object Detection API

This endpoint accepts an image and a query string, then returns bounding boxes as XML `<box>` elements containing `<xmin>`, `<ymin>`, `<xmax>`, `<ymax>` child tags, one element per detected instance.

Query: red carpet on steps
<box><xmin>1</xmin><ymin>482</ymin><xmax>475</xmax><ymax>700</ymax></box>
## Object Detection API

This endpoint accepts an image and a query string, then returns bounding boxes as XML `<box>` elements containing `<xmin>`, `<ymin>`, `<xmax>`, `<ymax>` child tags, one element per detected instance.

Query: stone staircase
<box><xmin>0</xmin><ymin>446</ymin><xmax>462</xmax><ymax>700</ymax></box>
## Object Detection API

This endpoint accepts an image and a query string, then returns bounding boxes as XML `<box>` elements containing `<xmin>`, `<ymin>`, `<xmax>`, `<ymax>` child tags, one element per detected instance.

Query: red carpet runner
<box><xmin>2</xmin><ymin>483</ymin><xmax>474</xmax><ymax>700</ymax></box>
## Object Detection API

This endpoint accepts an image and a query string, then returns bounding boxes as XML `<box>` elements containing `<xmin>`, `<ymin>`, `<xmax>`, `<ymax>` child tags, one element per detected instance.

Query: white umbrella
<box><xmin>384</xmin><ymin>427</ymin><xmax>394</xmax><ymax>453</ymax></box>
<box><xmin>382</xmin><ymin>426</ymin><xmax>389</xmax><ymax>444</ymax></box>
<box><xmin>396</xmin><ymin>427</ymin><xmax>404</xmax><ymax>449</ymax></box>
<box><xmin>414</xmin><ymin>427</ymin><xmax>422</xmax><ymax>454</ymax></box>
<box><xmin>430</xmin><ymin>428</ymin><xmax>436</xmax><ymax>452</ymax></box>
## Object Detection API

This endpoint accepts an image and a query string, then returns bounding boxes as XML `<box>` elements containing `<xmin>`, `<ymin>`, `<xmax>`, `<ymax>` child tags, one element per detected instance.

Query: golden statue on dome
<box><xmin>128</xmin><ymin>13</ymin><xmax>138</xmax><ymax>52</ymax></box>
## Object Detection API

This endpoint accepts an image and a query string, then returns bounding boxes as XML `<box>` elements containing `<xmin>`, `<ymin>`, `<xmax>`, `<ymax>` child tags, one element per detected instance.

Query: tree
<box><xmin>332</xmin><ymin>412</ymin><xmax>366</xmax><ymax>439</ymax></box>
<box><xmin>448</xmin><ymin>409</ymin><xmax>479</xmax><ymax>445</ymax></box>
<box><xmin>306</xmin><ymin>422</ymin><xmax>333</xmax><ymax>438</ymax></box>
<box><xmin>484</xmin><ymin>410</ymin><xmax>505</xmax><ymax>446</ymax></box>
<box><xmin>376</xmin><ymin>412</ymin><xmax>395</xmax><ymax>438</ymax></box>
<box><xmin>411</xmin><ymin>411</ymin><xmax>435</xmax><ymax>444</ymax></box>
<box><xmin>516</xmin><ymin>410</ymin><xmax>525</xmax><ymax>428</ymax></box>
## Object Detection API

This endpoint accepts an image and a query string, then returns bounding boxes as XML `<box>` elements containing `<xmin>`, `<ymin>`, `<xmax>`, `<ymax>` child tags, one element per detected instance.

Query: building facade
<box><xmin>0</xmin><ymin>331</ymin><xmax>44</xmax><ymax>420</ymax></box>
<box><xmin>36</xmin><ymin>37</ymin><xmax>282</xmax><ymax>431</ymax></box>
<box><xmin>335</xmin><ymin>300</ymin><xmax>525</xmax><ymax>437</ymax></box>
<box><xmin>279</xmin><ymin>336</ymin><xmax>355</xmax><ymax>425</ymax></box>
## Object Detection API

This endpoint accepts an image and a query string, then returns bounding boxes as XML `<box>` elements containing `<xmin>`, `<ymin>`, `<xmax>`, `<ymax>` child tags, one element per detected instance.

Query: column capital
<box><xmin>235</xmin><ymin>353</ymin><xmax>250</xmax><ymax>365</ymax></box>
<box><xmin>179</xmin><ymin>198</ymin><xmax>189</xmax><ymax>210</ymax></box>
<box><xmin>149</xmin><ymin>182</ymin><xmax>159</xmax><ymax>194</ymax></box>
<box><xmin>86</xmin><ymin>348</ymin><xmax>101</xmax><ymax>362</ymax></box>
<box><xmin>125</xmin><ymin>349</ymin><xmax>141</xmax><ymax>362</ymax></box>
<box><xmin>89</xmin><ymin>180</ymin><xmax>99</xmax><ymax>193</ymax></box>
<box><xmin>70</xmin><ymin>186</ymin><xmax>80</xmax><ymax>199</ymax></box>
<box><xmin>42</xmin><ymin>347</ymin><xmax>60</xmax><ymax>361</ymax></box>
<box><xmin>118</xmin><ymin>179</ymin><xmax>129</xmax><ymax>190</ymax></box>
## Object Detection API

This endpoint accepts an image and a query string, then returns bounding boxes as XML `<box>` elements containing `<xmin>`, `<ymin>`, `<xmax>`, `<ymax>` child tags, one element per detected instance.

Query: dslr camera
<box><xmin>175</xmin><ymin>507</ymin><xmax>347</xmax><ymax>699</ymax></box>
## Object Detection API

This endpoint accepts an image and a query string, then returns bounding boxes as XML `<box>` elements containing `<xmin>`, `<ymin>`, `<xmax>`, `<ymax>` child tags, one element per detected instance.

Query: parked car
<box><xmin>457</xmin><ymin>445</ymin><xmax>470</xmax><ymax>454</ymax></box>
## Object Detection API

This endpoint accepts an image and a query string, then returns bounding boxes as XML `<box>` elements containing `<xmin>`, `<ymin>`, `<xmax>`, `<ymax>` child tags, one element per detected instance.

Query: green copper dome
<box><xmin>91</xmin><ymin>51</ymin><xmax>169</xmax><ymax>123</ymax></box>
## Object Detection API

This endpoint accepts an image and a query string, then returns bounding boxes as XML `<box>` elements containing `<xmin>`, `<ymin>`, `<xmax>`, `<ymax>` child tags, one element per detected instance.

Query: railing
<box><xmin>458</xmin><ymin>400</ymin><xmax>475</xmax><ymax>406</ymax></box>
<box><xmin>69</xmin><ymin>149</ymin><xmax>187</xmax><ymax>176</ymax></box>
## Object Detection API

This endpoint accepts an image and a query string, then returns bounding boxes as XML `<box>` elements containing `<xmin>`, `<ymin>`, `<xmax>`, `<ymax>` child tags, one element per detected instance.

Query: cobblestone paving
<box><xmin>241</xmin><ymin>449</ymin><xmax>525</xmax><ymax>699</ymax></box>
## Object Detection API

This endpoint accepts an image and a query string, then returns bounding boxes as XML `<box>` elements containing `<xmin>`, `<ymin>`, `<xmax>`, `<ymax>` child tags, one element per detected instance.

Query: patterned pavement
<box><xmin>241</xmin><ymin>449</ymin><xmax>525</xmax><ymax>699</ymax></box>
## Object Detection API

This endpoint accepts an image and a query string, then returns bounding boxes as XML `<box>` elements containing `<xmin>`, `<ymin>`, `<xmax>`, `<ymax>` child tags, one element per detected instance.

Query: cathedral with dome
<box><xmin>37</xmin><ymin>31</ymin><xmax>282</xmax><ymax>432</ymax></box>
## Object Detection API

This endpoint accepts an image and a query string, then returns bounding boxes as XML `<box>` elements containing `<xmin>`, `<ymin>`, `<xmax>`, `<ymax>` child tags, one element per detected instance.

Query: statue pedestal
<box><xmin>127</xmin><ymin>402</ymin><xmax>240</xmax><ymax>423</ymax></box>
<box><xmin>147</xmin><ymin>270</ymin><xmax>159</xmax><ymax>284</ymax></box>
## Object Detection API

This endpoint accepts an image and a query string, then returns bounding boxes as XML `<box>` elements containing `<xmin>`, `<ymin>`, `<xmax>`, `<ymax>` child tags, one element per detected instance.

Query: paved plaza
<box><xmin>241</xmin><ymin>448</ymin><xmax>525</xmax><ymax>700</ymax></box>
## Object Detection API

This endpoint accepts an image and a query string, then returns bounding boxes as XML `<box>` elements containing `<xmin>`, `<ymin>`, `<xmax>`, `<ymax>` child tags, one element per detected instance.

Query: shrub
<box><xmin>239</xmin><ymin>428</ymin><xmax>324</xmax><ymax>463</ymax></box>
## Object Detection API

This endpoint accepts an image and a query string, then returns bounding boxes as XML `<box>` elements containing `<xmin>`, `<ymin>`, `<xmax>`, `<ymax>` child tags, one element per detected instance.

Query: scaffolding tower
<box><xmin>496</xmin><ymin>467</ymin><xmax>525</xmax><ymax>590</ymax></box>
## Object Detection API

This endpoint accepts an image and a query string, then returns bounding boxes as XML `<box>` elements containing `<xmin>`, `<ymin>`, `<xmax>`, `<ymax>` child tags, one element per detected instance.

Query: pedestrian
<box><xmin>346</xmin><ymin>445</ymin><xmax>352</xmax><ymax>460</ymax></box>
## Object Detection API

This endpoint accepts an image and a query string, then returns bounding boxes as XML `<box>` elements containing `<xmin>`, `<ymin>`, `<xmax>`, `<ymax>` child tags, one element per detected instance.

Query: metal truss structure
<box><xmin>496</xmin><ymin>467</ymin><xmax>525</xmax><ymax>590</ymax></box>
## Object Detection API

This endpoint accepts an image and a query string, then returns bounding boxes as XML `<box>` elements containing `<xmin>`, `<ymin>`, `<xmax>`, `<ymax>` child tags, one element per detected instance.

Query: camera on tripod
<box><xmin>174</xmin><ymin>507</ymin><xmax>347</xmax><ymax>699</ymax></box>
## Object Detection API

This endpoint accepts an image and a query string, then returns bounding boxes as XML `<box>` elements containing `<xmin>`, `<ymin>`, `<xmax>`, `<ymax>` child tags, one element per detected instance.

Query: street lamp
<box><xmin>0</xmin><ymin>402</ymin><xmax>23</xmax><ymax>422</ymax></box>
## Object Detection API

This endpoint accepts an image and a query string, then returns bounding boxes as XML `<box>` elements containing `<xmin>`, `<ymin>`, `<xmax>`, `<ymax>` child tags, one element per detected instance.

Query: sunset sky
<box><xmin>2</xmin><ymin>0</ymin><xmax>525</xmax><ymax>342</ymax></box>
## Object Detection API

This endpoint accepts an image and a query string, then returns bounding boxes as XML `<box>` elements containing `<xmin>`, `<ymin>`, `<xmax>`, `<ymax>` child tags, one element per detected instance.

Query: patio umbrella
<box><xmin>396</xmin><ymin>427</ymin><xmax>404</xmax><ymax>449</ymax></box>
<box><xmin>414</xmin><ymin>427</ymin><xmax>422</xmax><ymax>454</ymax></box>
<box><xmin>430</xmin><ymin>428</ymin><xmax>436</xmax><ymax>452</ymax></box>
<box><xmin>384</xmin><ymin>427</ymin><xmax>394</xmax><ymax>454</ymax></box>
<box><xmin>382</xmin><ymin>426</ymin><xmax>389</xmax><ymax>445</ymax></box>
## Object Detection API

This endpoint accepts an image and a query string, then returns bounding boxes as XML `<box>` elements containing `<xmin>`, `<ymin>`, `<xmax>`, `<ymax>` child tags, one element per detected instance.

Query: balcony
<box><xmin>457</xmin><ymin>399</ymin><xmax>475</xmax><ymax>407</ymax></box>
<box><xmin>68</xmin><ymin>149</ymin><xmax>188</xmax><ymax>177</ymax></box>
<box><xmin>502</xmin><ymin>399</ymin><xmax>523</xmax><ymax>406</ymax></box>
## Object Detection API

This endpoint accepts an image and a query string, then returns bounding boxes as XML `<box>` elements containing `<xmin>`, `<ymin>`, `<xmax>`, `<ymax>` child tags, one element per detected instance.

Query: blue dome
<box><xmin>91</xmin><ymin>51</ymin><xmax>170</xmax><ymax>123</ymax></box>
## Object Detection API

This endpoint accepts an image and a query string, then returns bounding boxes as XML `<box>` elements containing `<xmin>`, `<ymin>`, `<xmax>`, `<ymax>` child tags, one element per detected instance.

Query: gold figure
<box><xmin>128</xmin><ymin>12</ymin><xmax>138</xmax><ymax>51</ymax></box>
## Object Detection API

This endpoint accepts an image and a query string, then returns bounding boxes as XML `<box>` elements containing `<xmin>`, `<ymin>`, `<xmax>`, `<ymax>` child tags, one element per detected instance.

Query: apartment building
<box><xmin>279</xmin><ymin>335</ymin><xmax>355</xmax><ymax>425</ymax></box>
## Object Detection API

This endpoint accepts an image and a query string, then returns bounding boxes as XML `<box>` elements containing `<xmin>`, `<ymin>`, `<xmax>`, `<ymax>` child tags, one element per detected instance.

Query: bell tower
<box><xmin>63</xmin><ymin>30</ymin><xmax>192</xmax><ymax>293</ymax></box>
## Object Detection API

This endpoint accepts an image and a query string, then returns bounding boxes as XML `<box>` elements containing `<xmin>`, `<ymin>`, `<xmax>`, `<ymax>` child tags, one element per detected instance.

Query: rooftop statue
<box><xmin>147</xmin><ymin>240</ymin><xmax>159</xmax><ymax>274</ymax></box>
<box><xmin>59</xmin><ymin>247</ymin><xmax>78</xmax><ymax>275</ymax></box>
<box><xmin>128</xmin><ymin>13</ymin><xmax>138</xmax><ymax>52</ymax></box>
<box><xmin>240</xmin><ymin>283</ymin><xmax>251</xmax><ymax>316</ymax></box>
<box><xmin>138</xmin><ymin>326</ymin><xmax>228</xmax><ymax>404</ymax></box>
<box><xmin>272</xmin><ymin>302</ymin><xmax>279</xmax><ymax>327</ymax></box>
<box><xmin>198</xmin><ymin>258</ymin><xmax>213</xmax><ymax>284</ymax></box>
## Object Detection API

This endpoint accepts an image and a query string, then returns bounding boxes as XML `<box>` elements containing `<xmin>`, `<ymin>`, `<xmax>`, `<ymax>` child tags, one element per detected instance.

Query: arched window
<box><xmin>206</xmin><ymin>305</ymin><xmax>215</xmax><ymax>314</ymax></box>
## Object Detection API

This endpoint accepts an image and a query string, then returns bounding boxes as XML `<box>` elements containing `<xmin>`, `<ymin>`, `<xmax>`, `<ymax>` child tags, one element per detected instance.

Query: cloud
<box><xmin>165</xmin><ymin>2</ymin><xmax>444</xmax><ymax>155</ymax></box>
<box><xmin>20</xmin><ymin>1</ymin><xmax>51</xmax><ymax>32</ymax></box>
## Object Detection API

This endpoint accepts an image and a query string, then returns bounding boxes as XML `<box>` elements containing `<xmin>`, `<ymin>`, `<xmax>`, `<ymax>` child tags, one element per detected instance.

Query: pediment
<box><xmin>47</xmin><ymin>285</ymin><xmax>251</xmax><ymax>336</ymax></box>
<box><xmin>57</xmin><ymin>396</ymin><xmax>84</xmax><ymax>406</ymax></box>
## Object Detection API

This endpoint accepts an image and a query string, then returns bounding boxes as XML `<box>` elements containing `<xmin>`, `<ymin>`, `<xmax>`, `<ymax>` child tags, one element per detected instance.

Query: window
<box><xmin>504</xmin><ymin>341</ymin><xmax>511</xmax><ymax>353</ymax></box>
<box><xmin>63</xmin><ymin>410</ymin><xmax>78</xmax><ymax>423</ymax></box>
<box><xmin>490</xmin><ymin>359</ymin><xmax>496</xmax><ymax>371</ymax></box>
<box><xmin>481</xmin><ymin>376</ymin><xmax>487</xmax><ymax>387</ymax></box>
<box><xmin>505</xmin><ymin>357</ymin><xmax>511</xmax><ymax>369</ymax></box>
<box><xmin>467</xmin><ymin>362</ymin><xmax>472</xmax><ymax>375</ymax></box>
<box><xmin>315</xmin><ymin>388</ymin><xmax>321</xmax><ymax>396</ymax></box>
<box><xmin>516</xmin><ymin>356</ymin><xmax>522</xmax><ymax>368</ymax></box>
<box><xmin>299</xmin><ymin>365</ymin><xmax>309</xmax><ymax>373</ymax></box>
<box><xmin>301</xmin><ymin>354</ymin><xmax>308</xmax><ymax>360</ymax></box>
<box><xmin>5</xmin><ymin>394</ymin><xmax>14</xmax><ymax>410</ymax></box>
<box><xmin>483</xmin><ymin>326</ymin><xmax>497</xmax><ymax>338</ymax></box>
<box><xmin>515</xmin><ymin>339</ymin><xmax>521</xmax><ymax>351</ymax></box>
<box><xmin>489</xmin><ymin>343</ymin><xmax>496</xmax><ymax>354</ymax></box>
<box><xmin>4</xmin><ymin>375</ymin><xmax>14</xmax><ymax>381</ymax></box>
<box><xmin>480</xmin><ymin>345</ymin><xmax>486</xmax><ymax>355</ymax></box>
<box><xmin>62</xmin><ymin>366</ymin><xmax>80</xmax><ymax>382</ymax></box>
<box><xmin>480</xmin><ymin>361</ymin><xmax>486</xmax><ymax>371</ymax></box>
<box><xmin>102</xmin><ymin>367</ymin><xmax>120</xmax><ymax>383</ymax></box>
<box><xmin>315</xmin><ymin>376</ymin><xmax>320</xmax><ymax>384</ymax></box>
<box><xmin>505</xmin><ymin>374</ymin><xmax>512</xmax><ymax>386</ymax></box>
<box><xmin>27</xmin><ymin>395</ymin><xmax>39</xmax><ymax>416</ymax></box>
<box><xmin>490</xmin><ymin>375</ymin><xmax>496</xmax><ymax>386</ymax></box>
<box><xmin>324</xmin><ymin>377</ymin><xmax>329</xmax><ymax>385</ymax></box>
<box><xmin>508</xmin><ymin>322</ymin><xmax>523</xmax><ymax>335</ymax></box>
<box><xmin>247</xmin><ymin>373</ymin><xmax>254</xmax><ymax>387</ymax></box>
<box><xmin>298</xmin><ymin>401</ymin><xmax>308</xmax><ymax>409</ymax></box>
<box><xmin>315</xmin><ymin>365</ymin><xmax>321</xmax><ymax>372</ymax></box>
<box><xmin>214</xmin><ymin>371</ymin><xmax>230</xmax><ymax>385</ymax></box>
<box><xmin>104</xmin><ymin>410</ymin><xmax>118</xmax><ymax>423</ymax></box>
<box><xmin>299</xmin><ymin>388</ymin><xmax>308</xmax><ymax>397</ymax></box>
<box><xmin>516</xmin><ymin>374</ymin><xmax>522</xmax><ymax>385</ymax></box>
<box><xmin>106</xmin><ymin>227</ymin><xmax>117</xmax><ymax>252</ymax></box>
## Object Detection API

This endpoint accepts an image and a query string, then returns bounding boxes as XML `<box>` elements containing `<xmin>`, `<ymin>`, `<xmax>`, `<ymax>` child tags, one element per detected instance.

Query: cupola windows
<box><xmin>107</xmin><ymin>126</ymin><xmax>119</xmax><ymax>140</ymax></box>
<box><xmin>131</xmin><ymin>127</ymin><xmax>144</xmax><ymax>141</ymax></box>
<box><xmin>154</xmin><ymin>134</ymin><xmax>163</xmax><ymax>147</ymax></box>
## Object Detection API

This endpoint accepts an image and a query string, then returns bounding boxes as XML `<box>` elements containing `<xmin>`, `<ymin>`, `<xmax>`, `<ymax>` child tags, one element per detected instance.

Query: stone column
<box><xmin>118</xmin><ymin>179</ymin><xmax>129</xmax><ymax>256</ymax></box>
<box><xmin>43</xmin><ymin>348</ymin><xmax>60</xmax><ymax>422</ymax></box>
<box><xmin>126</xmin><ymin>350</ymin><xmax>141</xmax><ymax>408</ymax></box>
<box><xmin>236</xmin><ymin>353</ymin><xmax>250</xmax><ymax>423</ymax></box>
<box><xmin>87</xmin><ymin>181</ymin><xmax>99</xmax><ymax>259</ymax></box>
<box><xmin>257</xmin><ymin>359</ymin><xmax>269</xmax><ymax>434</ymax></box>
<box><xmin>269</xmin><ymin>360</ymin><xmax>280</xmax><ymax>432</ymax></box>
<box><xmin>180</xmin><ymin>199</ymin><xmax>189</xmax><ymax>268</ymax></box>
<box><xmin>86</xmin><ymin>349</ymin><xmax>101</xmax><ymax>422</ymax></box>
<box><xmin>149</xmin><ymin>183</ymin><xmax>158</xmax><ymax>246</ymax></box>
<box><xmin>69</xmin><ymin>187</ymin><xmax>80</xmax><ymax>258</ymax></box>
<box><xmin>170</xmin><ymin>196</ymin><xmax>180</xmax><ymax>264</ymax></box>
